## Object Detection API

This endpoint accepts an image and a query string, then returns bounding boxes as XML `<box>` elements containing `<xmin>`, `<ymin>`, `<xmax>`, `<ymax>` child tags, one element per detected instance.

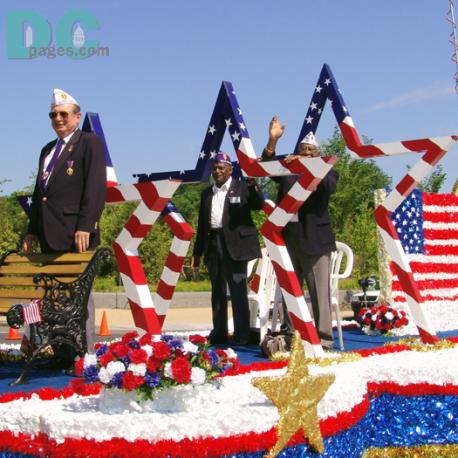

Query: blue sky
<box><xmin>1</xmin><ymin>1</ymin><xmax>457</xmax><ymax>194</ymax></box>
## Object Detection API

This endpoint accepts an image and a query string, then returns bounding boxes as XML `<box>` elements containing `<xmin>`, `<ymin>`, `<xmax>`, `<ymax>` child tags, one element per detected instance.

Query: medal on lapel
<box><xmin>42</xmin><ymin>170</ymin><xmax>49</xmax><ymax>180</ymax></box>
<box><xmin>66</xmin><ymin>160</ymin><xmax>74</xmax><ymax>176</ymax></box>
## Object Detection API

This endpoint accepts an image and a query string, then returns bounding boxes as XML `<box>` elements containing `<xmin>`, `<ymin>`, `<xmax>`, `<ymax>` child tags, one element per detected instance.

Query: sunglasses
<box><xmin>48</xmin><ymin>111</ymin><xmax>73</xmax><ymax>119</ymax></box>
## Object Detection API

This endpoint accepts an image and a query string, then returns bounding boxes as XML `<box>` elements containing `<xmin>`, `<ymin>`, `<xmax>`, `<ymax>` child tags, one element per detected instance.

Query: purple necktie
<box><xmin>39</xmin><ymin>138</ymin><xmax>65</xmax><ymax>192</ymax></box>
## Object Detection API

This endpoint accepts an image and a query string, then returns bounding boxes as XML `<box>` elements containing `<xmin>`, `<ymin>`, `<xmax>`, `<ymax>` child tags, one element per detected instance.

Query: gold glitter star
<box><xmin>252</xmin><ymin>331</ymin><xmax>335</xmax><ymax>457</ymax></box>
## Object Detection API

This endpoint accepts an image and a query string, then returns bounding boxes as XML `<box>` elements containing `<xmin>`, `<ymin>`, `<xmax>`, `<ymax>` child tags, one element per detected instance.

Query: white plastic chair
<box><xmin>247</xmin><ymin>248</ymin><xmax>278</xmax><ymax>340</ymax></box>
<box><xmin>269</xmin><ymin>241</ymin><xmax>354</xmax><ymax>351</ymax></box>
<box><xmin>330</xmin><ymin>241</ymin><xmax>354</xmax><ymax>351</ymax></box>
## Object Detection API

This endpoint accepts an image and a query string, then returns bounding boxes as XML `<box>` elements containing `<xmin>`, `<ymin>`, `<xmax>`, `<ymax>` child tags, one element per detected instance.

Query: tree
<box><xmin>416</xmin><ymin>164</ymin><xmax>446</xmax><ymax>193</ymax></box>
<box><xmin>322</xmin><ymin>127</ymin><xmax>392</xmax><ymax>279</ymax></box>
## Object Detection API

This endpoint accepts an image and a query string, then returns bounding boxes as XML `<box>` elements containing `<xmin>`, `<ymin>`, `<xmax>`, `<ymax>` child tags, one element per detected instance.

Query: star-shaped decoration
<box><xmin>199</xmin><ymin>150</ymin><xmax>206</xmax><ymax>159</ymax></box>
<box><xmin>237</xmin><ymin>107</ymin><xmax>242</xmax><ymax>115</ymax></box>
<box><xmin>239</xmin><ymin>122</ymin><xmax>246</xmax><ymax>131</ymax></box>
<box><xmin>26</xmin><ymin>196</ymin><xmax>32</xmax><ymax>206</ymax></box>
<box><xmin>310</xmin><ymin>102</ymin><xmax>318</xmax><ymax>111</ymax></box>
<box><xmin>209</xmin><ymin>150</ymin><xmax>217</xmax><ymax>159</ymax></box>
<box><xmin>324</xmin><ymin>78</ymin><xmax>331</xmax><ymax>85</ymax></box>
<box><xmin>315</xmin><ymin>85</ymin><xmax>322</xmax><ymax>93</ymax></box>
<box><xmin>208</xmin><ymin>125</ymin><xmax>216</xmax><ymax>135</ymax></box>
<box><xmin>252</xmin><ymin>332</ymin><xmax>335</xmax><ymax>457</ymax></box>
<box><xmin>305</xmin><ymin>115</ymin><xmax>313</xmax><ymax>124</ymax></box>
<box><xmin>225</xmin><ymin>118</ymin><xmax>233</xmax><ymax>127</ymax></box>
<box><xmin>231</xmin><ymin>131</ymin><xmax>241</xmax><ymax>142</ymax></box>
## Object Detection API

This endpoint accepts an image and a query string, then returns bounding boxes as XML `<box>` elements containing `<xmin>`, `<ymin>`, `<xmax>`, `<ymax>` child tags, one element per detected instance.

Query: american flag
<box><xmin>22</xmin><ymin>299</ymin><xmax>42</xmax><ymax>324</ymax></box>
<box><xmin>391</xmin><ymin>189</ymin><xmax>458</xmax><ymax>331</ymax></box>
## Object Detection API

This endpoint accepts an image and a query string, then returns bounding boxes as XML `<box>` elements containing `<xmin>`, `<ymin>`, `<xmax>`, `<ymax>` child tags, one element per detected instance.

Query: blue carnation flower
<box><xmin>207</xmin><ymin>350</ymin><xmax>220</xmax><ymax>366</ymax></box>
<box><xmin>128</xmin><ymin>340</ymin><xmax>140</xmax><ymax>349</ymax></box>
<box><xmin>160</xmin><ymin>334</ymin><xmax>174</xmax><ymax>342</ymax></box>
<box><xmin>95</xmin><ymin>343</ymin><xmax>108</xmax><ymax>357</ymax></box>
<box><xmin>111</xmin><ymin>372</ymin><xmax>123</xmax><ymax>388</ymax></box>
<box><xmin>145</xmin><ymin>372</ymin><xmax>161</xmax><ymax>388</ymax></box>
<box><xmin>83</xmin><ymin>365</ymin><xmax>99</xmax><ymax>383</ymax></box>
<box><xmin>168</xmin><ymin>339</ymin><xmax>183</xmax><ymax>350</ymax></box>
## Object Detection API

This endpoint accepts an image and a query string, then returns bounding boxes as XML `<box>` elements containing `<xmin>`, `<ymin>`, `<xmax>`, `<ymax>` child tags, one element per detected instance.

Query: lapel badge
<box><xmin>68</xmin><ymin>145</ymin><xmax>74</xmax><ymax>153</ymax></box>
<box><xmin>42</xmin><ymin>171</ymin><xmax>49</xmax><ymax>180</ymax></box>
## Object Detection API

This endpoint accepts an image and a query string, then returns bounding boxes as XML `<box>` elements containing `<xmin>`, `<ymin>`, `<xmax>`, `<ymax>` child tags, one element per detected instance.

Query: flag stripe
<box><xmin>391</xmin><ymin>190</ymin><xmax>458</xmax><ymax>332</ymax></box>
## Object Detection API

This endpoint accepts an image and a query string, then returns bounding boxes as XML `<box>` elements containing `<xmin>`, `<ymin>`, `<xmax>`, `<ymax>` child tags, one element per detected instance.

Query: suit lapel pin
<box><xmin>68</xmin><ymin>145</ymin><xmax>74</xmax><ymax>153</ymax></box>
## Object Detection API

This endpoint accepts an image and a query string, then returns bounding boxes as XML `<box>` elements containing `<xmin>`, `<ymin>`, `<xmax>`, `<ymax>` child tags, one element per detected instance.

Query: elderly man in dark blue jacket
<box><xmin>262</xmin><ymin>116</ymin><xmax>338</xmax><ymax>349</ymax></box>
<box><xmin>192</xmin><ymin>152</ymin><xmax>264</xmax><ymax>345</ymax></box>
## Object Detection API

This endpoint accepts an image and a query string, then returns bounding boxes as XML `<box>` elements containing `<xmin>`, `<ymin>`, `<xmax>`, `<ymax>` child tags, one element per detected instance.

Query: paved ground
<box><xmin>0</xmin><ymin>291</ymin><xmax>354</xmax><ymax>344</ymax></box>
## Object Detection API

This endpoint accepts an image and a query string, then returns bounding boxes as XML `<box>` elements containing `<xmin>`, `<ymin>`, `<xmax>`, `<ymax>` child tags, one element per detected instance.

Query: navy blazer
<box><xmin>193</xmin><ymin>178</ymin><xmax>264</xmax><ymax>262</ymax></box>
<box><xmin>262</xmin><ymin>149</ymin><xmax>338</xmax><ymax>256</ymax></box>
<box><xmin>28</xmin><ymin>129</ymin><xmax>107</xmax><ymax>252</ymax></box>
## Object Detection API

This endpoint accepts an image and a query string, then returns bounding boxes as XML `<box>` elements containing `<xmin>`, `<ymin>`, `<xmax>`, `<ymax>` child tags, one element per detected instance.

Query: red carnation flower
<box><xmin>152</xmin><ymin>341</ymin><xmax>171</xmax><ymax>361</ymax></box>
<box><xmin>139</xmin><ymin>333</ymin><xmax>153</xmax><ymax>346</ymax></box>
<box><xmin>99</xmin><ymin>351</ymin><xmax>114</xmax><ymax>367</ymax></box>
<box><xmin>146</xmin><ymin>356</ymin><xmax>162</xmax><ymax>373</ymax></box>
<box><xmin>129</xmin><ymin>349</ymin><xmax>148</xmax><ymax>364</ymax></box>
<box><xmin>74</xmin><ymin>358</ymin><xmax>84</xmax><ymax>376</ymax></box>
<box><xmin>122</xmin><ymin>371</ymin><xmax>144</xmax><ymax>391</ymax></box>
<box><xmin>215</xmin><ymin>349</ymin><xmax>227</xmax><ymax>358</ymax></box>
<box><xmin>202</xmin><ymin>351</ymin><xmax>211</xmax><ymax>362</ymax></box>
<box><xmin>110</xmin><ymin>342</ymin><xmax>130</xmax><ymax>358</ymax></box>
<box><xmin>121</xmin><ymin>331</ymin><xmax>139</xmax><ymax>345</ymax></box>
<box><xmin>189</xmin><ymin>334</ymin><xmax>207</xmax><ymax>345</ymax></box>
<box><xmin>171</xmin><ymin>357</ymin><xmax>191</xmax><ymax>384</ymax></box>
<box><xmin>70</xmin><ymin>378</ymin><xmax>87</xmax><ymax>394</ymax></box>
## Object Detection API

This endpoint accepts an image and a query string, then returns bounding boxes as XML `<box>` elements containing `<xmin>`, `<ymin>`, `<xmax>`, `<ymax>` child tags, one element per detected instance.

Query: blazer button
<box><xmin>42</xmin><ymin>197</ymin><xmax>47</xmax><ymax>202</ymax></box>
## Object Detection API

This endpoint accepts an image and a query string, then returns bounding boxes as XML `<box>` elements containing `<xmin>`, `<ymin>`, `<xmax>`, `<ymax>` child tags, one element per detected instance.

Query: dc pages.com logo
<box><xmin>7</xmin><ymin>10</ymin><xmax>109</xmax><ymax>59</ymax></box>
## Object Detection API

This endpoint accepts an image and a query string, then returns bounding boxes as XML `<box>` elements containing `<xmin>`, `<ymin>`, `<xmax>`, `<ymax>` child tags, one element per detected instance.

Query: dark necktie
<box><xmin>39</xmin><ymin>138</ymin><xmax>64</xmax><ymax>192</ymax></box>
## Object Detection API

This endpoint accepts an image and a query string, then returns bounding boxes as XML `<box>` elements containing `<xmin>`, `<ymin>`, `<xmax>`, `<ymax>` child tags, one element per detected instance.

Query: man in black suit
<box><xmin>192</xmin><ymin>152</ymin><xmax>264</xmax><ymax>345</ymax></box>
<box><xmin>22</xmin><ymin>89</ymin><xmax>106</xmax><ymax>254</ymax></box>
<box><xmin>21</xmin><ymin>89</ymin><xmax>106</xmax><ymax>366</ymax></box>
<box><xmin>262</xmin><ymin>116</ymin><xmax>338</xmax><ymax>349</ymax></box>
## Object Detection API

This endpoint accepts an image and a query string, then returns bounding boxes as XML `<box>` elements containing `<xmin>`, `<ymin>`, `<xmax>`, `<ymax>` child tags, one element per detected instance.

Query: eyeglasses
<box><xmin>48</xmin><ymin>111</ymin><xmax>72</xmax><ymax>119</ymax></box>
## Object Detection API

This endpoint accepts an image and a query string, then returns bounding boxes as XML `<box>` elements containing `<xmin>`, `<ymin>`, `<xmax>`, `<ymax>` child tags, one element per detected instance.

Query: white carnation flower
<box><xmin>128</xmin><ymin>363</ymin><xmax>147</xmax><ymax>377</ymax></box>
<box><xmin>182</xmin><ymin>341</ymin><xmax>199</xmax><ymax>355</ymax></box>
<box><xmin>164</xmin><ymin>362</ymin><xmax>173</xmax><ymax>379</ymax></box>
<box><xmin>106</xmin><ymin>361</ymin><xmax>126</xmax><ymax>377</ymax></box>
<box><xmin>191</xmin><ymin>367</ymin><xmax>207</xmax><ymax>385</ymax></box>
<box><xmin>225</xmin><ymin>348</ymin><xmax>237</xmax><ymax>359</ymax></box>
<box><xmin>83</xmin><ymin>353</ymin><xmax>97</xmax><ymax>368</ymax></box>
<box><xmin>385</xmin><ymin>312</ymin><xmax>394</xmax><ymax>321</ymax></box>
<box><xmin>142</xmin><ymin>344</ymin><xmax>153</xmax><ymax>357</ymax></box>
<box><xmin>98</xmin><ymin>367</ymin><xmax>111</xmax><ymax>384</ymax></box>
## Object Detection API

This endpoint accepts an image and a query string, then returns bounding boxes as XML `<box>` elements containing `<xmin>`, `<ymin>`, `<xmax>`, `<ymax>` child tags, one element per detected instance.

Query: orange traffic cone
<box><xmin>98</xmin><ymin>311</ymin><xmax>111</xmax><ymax>337</ymax></box>
<box><xmin>6</xmin><ymin>327</ymin><xmax>21</xmax><ymax>340</ymax></box>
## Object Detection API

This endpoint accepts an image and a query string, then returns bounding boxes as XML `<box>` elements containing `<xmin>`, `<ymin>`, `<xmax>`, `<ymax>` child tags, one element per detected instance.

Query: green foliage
<box><xmin>417</xmin><ymin>164</ymin><xmax>446</xmax><ymax>193</ymax></box>
<box><xmin>0</xmin><ymin>194</ymin><xmax>28</xmax><ymax>253</ymax></box>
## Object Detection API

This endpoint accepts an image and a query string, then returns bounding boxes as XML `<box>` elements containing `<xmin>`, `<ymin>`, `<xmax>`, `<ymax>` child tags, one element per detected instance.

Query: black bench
<box><xmin>0</xmin><ymin>248</ymin><xmax>110</xmax><ymax>385</ymax></box>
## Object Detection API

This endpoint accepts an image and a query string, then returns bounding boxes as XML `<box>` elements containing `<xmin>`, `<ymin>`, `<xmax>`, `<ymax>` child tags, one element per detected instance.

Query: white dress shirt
<box><xmin>210</xmin><ymin>177</ymin><xmax>232</xmax><ymax>229</ymax></box>
<box><xmin>42</xmin><ymin>130</ymin><xmax>77</xmax><ymax>185</ymax></box>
